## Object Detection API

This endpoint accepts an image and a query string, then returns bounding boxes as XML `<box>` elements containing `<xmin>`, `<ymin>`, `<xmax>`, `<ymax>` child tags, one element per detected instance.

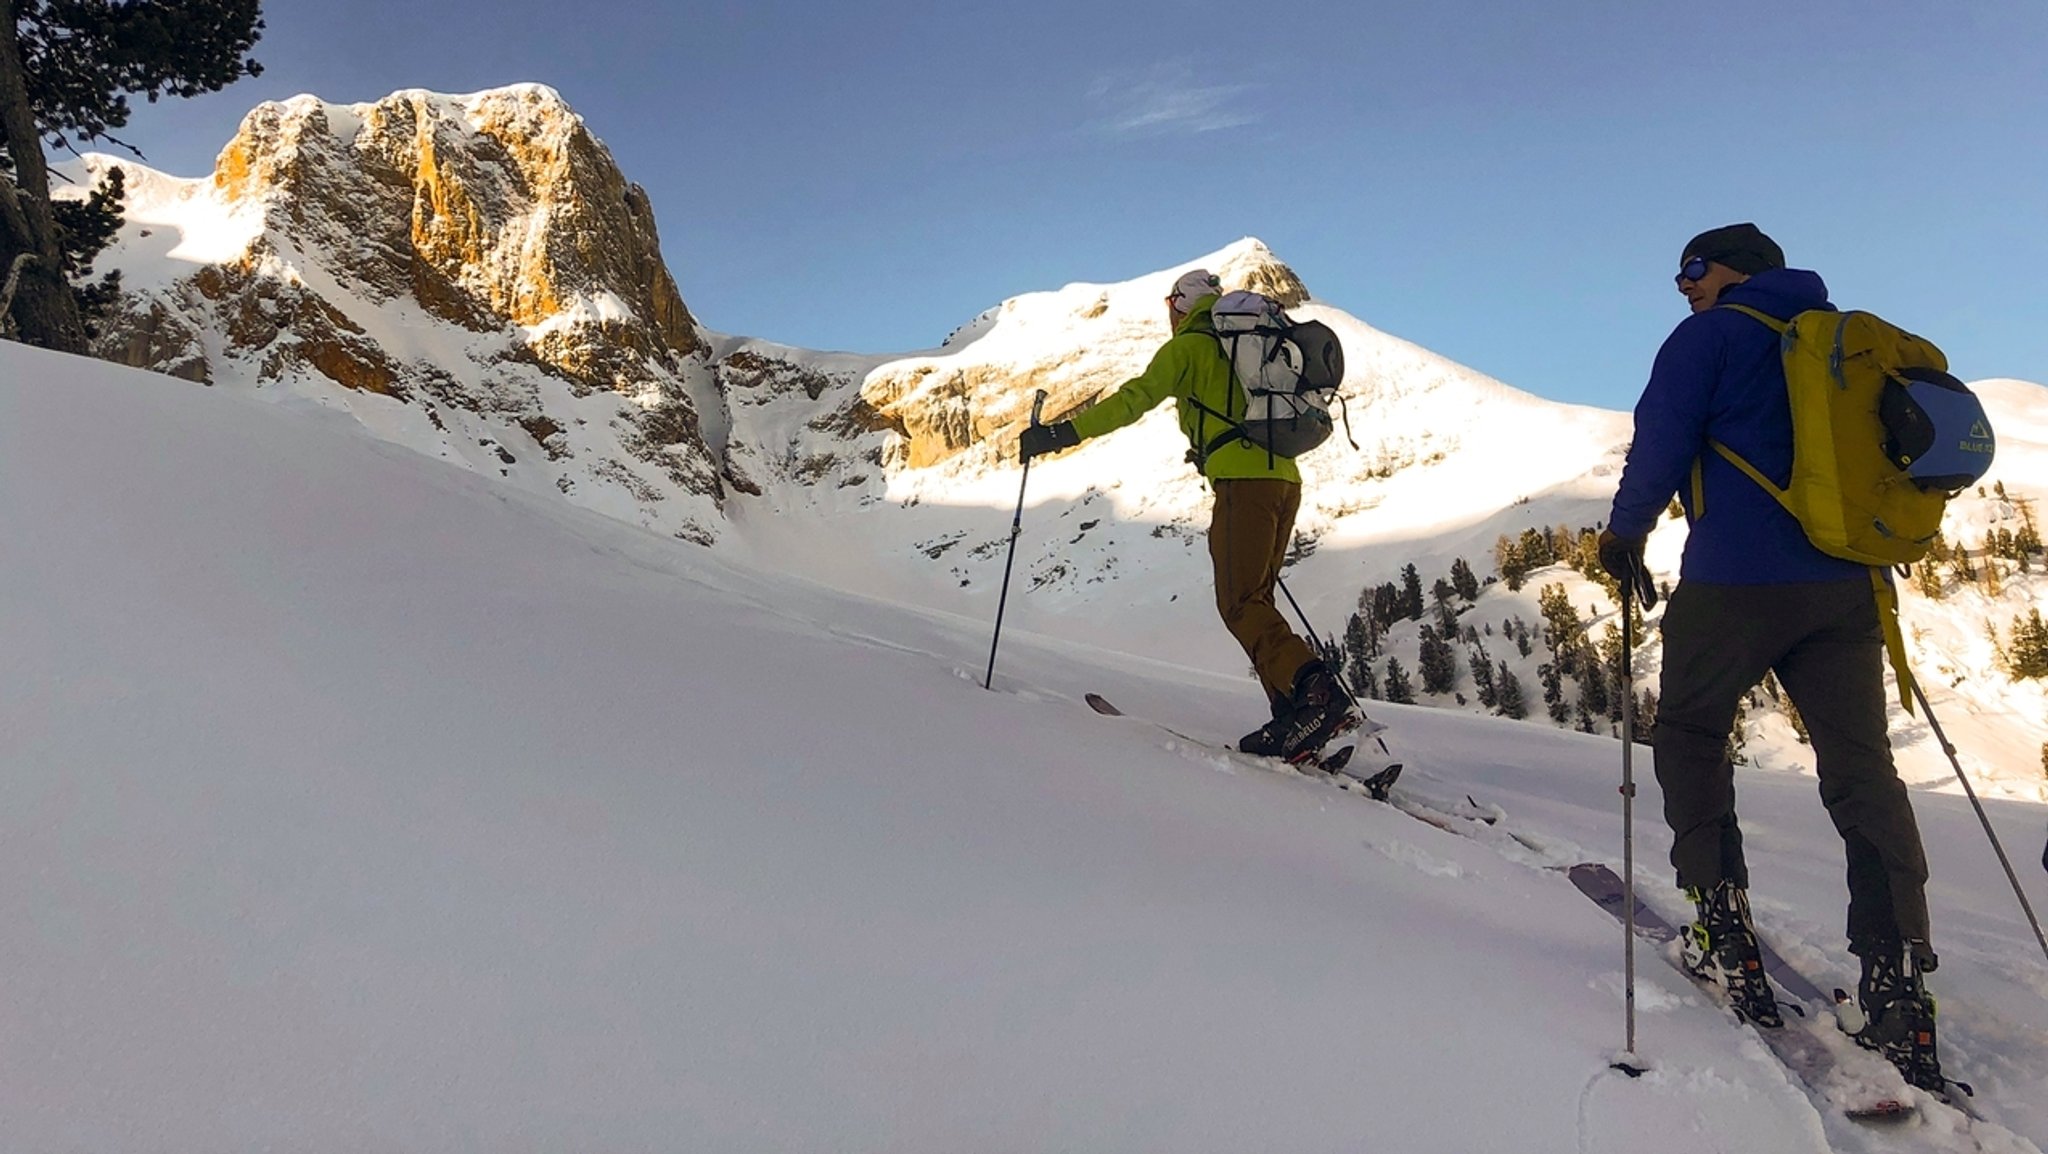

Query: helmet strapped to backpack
<box><xmin>1194</xmin><ymin>290</ymin><xmax>1349</xmax><ymax>462</ymax></box>
<box><xmin>1878</xmin><ymin>366</ymin><xmax>1996</xmax><ymax>493</ymax></box>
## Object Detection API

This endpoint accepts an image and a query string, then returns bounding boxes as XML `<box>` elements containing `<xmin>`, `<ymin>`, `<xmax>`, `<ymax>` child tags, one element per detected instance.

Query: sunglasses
<box><xmin>1675</xmin><ymin>256</ymin><xmax>1712</xmax><ymax>285</ymax></box>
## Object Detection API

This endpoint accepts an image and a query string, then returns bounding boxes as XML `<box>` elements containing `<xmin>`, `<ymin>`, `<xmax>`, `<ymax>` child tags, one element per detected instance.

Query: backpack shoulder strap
<box><xmin>1870</xmin><ymin>567</ymin><xmax>1917</xmax><ymax>713</ymax></box>
<box><xmin>1708</xmin><ymin>439</ymin><xmax>1793</xmax><ymax>507</ymax></box>
<box><xmin>1699</xmin><ymin>302</ymin><xmax>1798</xmax><ymax>515</ymax></box>
<box><xmin>1718</xmin><ymin>302</ymin><xmax>1790</xmax><ymax>334</ymax></box>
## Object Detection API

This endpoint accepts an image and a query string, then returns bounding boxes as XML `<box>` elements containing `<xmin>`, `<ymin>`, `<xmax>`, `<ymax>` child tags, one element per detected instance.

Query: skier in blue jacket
<box><xmin>1598</xmin><ymin>224</ymin><xmax>1946</xmax><ymax>1092</ymax></box>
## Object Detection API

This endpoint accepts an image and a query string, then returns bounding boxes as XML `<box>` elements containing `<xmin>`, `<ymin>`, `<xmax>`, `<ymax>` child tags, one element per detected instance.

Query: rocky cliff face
<box><xmin>90</xmin><ymin>85</ymin><xmax>743</xmax><ymax>543</ymax></box>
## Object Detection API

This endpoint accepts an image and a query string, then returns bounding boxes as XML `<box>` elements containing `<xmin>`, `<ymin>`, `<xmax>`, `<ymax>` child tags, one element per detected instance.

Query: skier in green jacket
<box><xmin>1019</xmin><ymin>268</ymin><xmax>1355</xmax><ymax>760</ymax></box>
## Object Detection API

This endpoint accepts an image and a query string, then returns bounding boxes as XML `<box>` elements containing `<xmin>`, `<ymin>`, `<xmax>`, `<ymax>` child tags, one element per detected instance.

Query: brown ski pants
<box><xmin>1208</xmin><ymin>479</ymin><xmax>1318</xmax><ymax>705</ymax></box>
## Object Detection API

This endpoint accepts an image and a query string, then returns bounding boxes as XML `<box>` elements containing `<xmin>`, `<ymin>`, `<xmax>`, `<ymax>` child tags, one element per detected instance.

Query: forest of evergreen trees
<box><xmin>1321</xmin><ymin>487</ymin><xmax>2048</xmax><ymax>752</ymax></box>
<box><xmin>1327</xmin><ymin>520</ymin><xmax>1645</xmax><ymax>739</ymax></box>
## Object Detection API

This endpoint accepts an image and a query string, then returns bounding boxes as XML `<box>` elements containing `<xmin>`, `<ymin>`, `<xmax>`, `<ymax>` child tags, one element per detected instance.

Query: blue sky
<box><xmin>106</xmin><ymin>0</ymin><xmax>2047</xmax><ymax>410</ymax></box>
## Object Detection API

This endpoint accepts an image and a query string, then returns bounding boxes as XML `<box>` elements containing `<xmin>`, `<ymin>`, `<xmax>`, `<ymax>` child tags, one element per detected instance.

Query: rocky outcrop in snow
<box><xmin>87</xmin><ymin>85</ymin><xmax>730</xmax><ymax>542</ymax></box>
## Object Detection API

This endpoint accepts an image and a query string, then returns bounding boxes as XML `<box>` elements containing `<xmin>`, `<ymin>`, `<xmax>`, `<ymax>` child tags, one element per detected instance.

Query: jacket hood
<box><xmin>1719</xmin><ymin>268</ymin><xmax>1832</xmax><ymax>320</ymax></box>
<box><xmin>1173</xmin><ymin>294</ymin><xmax>1220</xmax><ymax>335</ymax></box>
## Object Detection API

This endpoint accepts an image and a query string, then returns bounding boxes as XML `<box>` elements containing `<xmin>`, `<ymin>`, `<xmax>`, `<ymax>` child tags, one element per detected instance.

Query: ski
<box><xmin>1083</xmin><ymin>692</ymin><xmax>1388</xmax><ymax>787</ymax></box>
<box><xmin>1565</xmin><ymin>861</ymin><xmax>1919</xmax><ymax>1124</ymax></box>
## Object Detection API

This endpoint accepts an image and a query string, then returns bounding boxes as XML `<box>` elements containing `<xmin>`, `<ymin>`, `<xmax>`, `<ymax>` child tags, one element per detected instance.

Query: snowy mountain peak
<box><xmin>207</xmin><ymin>82</ymin><xmax>698</xmax><ymax>353</ymax></box>
<box><xmin>81</xmin><ymin>83</ymin><xmax>730</xmax><ymax>542</ymax></box>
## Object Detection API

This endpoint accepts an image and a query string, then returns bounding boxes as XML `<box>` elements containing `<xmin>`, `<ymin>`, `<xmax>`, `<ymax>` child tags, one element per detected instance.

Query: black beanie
<box><xmin>1681</xmin><ymin>223</ymin><xmax>1785</xmax><ymax>276</ymax></box>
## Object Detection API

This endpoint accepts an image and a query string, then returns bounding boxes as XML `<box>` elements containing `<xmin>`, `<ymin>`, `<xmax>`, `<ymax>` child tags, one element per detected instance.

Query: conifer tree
<box><xmin>1450</xmin><ymin>556</ymin><xmax>1480</xmax><ymax>601</ymax></box>
<box><xmin>1536</xmin><ymin>582</ymin><xmax>1581</xmax><ymax>663</ymax></box>
<box><xmin>1541</xmin><ymin>662</ymin><xmax>1569</xmax><ymax>724</ymax></box>
<box><xmin>1432</xmin><ymin>574</ymin><xmax>1456</xmax><ymax>608</ymax></box>
<box><xmin>1433</xmin><ymin>586</ymin><xmax>1460</xmax><ymax>634</ymax></box>
<box><xmin>2015</xmin><ymin>499</ymin><xmax>2042</xmax><ymax>557</ymax></box>
<box><xmin>1497</xmin><ymin>662</ymin><xmax>1527</xmax><ymax>720</ymax></box>
<box><xmin>1400</xmin><ymin>563</ymin><xmax>1425</xmax><ymax>621</ymax></box>
<box><xmin>1383</xmin><ymin>657</ymin><xmax>1415</xmax><ymax>704</ymax></box>
<box><xmin>1370</xmin><ymin>583</ymin><xmax>1401</xmax><ymax>634</ymax></box>
<box><xmin>2007</xmin><ymin>608</ymin><xmax>2048</xmax><ymax>680</ymax></box>
<box><xmin>1468</xmin><ymin>646</ymin><xmax>1496</xmax><ymax>708</ymax></box>
<box><xmin>1418</xmin><ymin>625</ymin><xmax>1458</xmax><ymax>695</ymax></box>
<box><xmin>1597</xmin><ymin>623</ymin><xmax>1628</xmax><ymax>724</ymax></box>
<box><xmin>1913</xmin><ymin>557</ymin><xmax>1945</xmax><ymax>600</ymax></box>
<box><xmin>1576</xmin><ymin>651</ymin><xmax>1610</xmax><ymax>721</ymax></box>
<box><xmin>1344</xmin><ymin>611</ymin><xmax>1377</xmax><ymax>673</ymax></box>
<box><xmin>1494</xmin><ymin>535</ymin><xmax>1527</xmax><ymax>591</ymax></box>
<box><xmin>2039</xmin><ymin>741</ymin><xmax>2047</xmax><ymax>781</ymax></box>
<box><xmin>2</xmin><ymin>0</ymin><xmax>264</xmax><ymax>349</ymax></box>
<box><xmin>1952</xmin><ymin>545</ymin><xmax>1977</xmax><ymax>583</ymax></box>
<box><xmin>1355</xmin><ymin>657</ymin><xmax>1380</xmax><ymax>701</ymax></box>
<box><xmin>1632</xmin><ymin>689</ymin><xmax>1657</xmax><ymax>743</ymax></box>
<box><xmin>1574</xmin><ymin>528</ymin><xmax>1601</xmax><ymax>580</ymax></box>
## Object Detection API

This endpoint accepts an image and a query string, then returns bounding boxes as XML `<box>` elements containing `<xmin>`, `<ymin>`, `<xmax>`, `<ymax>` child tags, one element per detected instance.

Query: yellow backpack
<box><xmin>1708</xmin><ymin>306</ymin><xmax>1997</xmax><ymax>708</ymax></box>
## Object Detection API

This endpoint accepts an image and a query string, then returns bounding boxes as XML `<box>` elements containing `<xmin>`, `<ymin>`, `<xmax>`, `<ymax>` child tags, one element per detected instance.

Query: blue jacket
<box><xmin>1608</xmin><ymin>269</ymin><xmax>1869</xmax><ymax>585</ymax></box>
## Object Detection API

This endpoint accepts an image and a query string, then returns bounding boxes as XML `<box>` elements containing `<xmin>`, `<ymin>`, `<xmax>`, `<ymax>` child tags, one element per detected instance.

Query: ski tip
<box><xmin>1361</xmin><ymin>763</ymin><xmax>1403</xmax><ymax>800</ymax></box>
<box><xmin>1846</xmin><ymin>1100</ymin><xmax>1916</xmax><ymax>1123</ymax></box>
<box><xmin>1083</xmin><ymin>693</ymin><xmax>1122</xmax><ymax>717</ymax></box>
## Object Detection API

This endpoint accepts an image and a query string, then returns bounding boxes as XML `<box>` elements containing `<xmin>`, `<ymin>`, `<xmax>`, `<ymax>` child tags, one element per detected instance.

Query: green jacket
<box><xmin>1066</xmin><ymin>295</ymin><xmax>1302</xmax><ymax>484</ymax></box>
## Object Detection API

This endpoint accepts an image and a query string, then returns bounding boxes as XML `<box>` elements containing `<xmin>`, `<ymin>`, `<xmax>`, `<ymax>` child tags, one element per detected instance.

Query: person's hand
<box><xmin>1019</xmin><ymin>420</ymin><xmax>1079</xmax><ymax>461</ymax></box>
<box><xmin>1597</xmin><ymin>529</ymin><xmax>1646</xmax><ymax>585</ymax></box>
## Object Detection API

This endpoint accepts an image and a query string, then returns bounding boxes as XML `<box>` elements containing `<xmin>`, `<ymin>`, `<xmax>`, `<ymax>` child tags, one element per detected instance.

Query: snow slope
<box><xmin>4</xmin><ymin>344</ymin><xmax>2045</xmax><ymax>1151</ymax></box>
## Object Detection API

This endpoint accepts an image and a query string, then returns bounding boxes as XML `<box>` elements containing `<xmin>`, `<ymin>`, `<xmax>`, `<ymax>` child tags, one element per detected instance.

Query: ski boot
<box><xmin>1839</xmin><ymin>941</ymin><xmax>1949</xmax><ymax>1094</ymax></box>
<box><xmin>1236</xmin><ymin>688</ymin><xmax>1295</xmax><ymax>757</ymax></box>
<box><xmin>1236</xmin><ymin>716</ymin><xmax>1290</xmax><ymax>757</ymax></box>
<box><xmin>1679</xmin><ymin>881</ymin><xmax>1784</xmax><ymax>1027</ymax></box>
<box><xmin>1276</xmin><ymin>661</ymin><xmax>1359</xmax><ymax>764</ymax></box>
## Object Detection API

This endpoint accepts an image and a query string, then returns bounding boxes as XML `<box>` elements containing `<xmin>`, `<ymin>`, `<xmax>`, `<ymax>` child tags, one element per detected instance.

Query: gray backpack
<box><xmin>1195</xmin><ymin>290</ymin><xmax>1349</xmax><ymax>461</ymax></box>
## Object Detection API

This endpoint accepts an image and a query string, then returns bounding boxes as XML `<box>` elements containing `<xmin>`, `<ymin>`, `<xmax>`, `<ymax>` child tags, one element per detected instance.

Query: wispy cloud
<box><xmin>1086</xmin><ymin>61</ymin><xmax>1262</xmax><ymax>137</ymax></box>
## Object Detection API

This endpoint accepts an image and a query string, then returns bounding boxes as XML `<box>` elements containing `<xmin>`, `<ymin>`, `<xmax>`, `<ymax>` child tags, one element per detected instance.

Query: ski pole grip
<box><xmin>1030</xmin><ymin>389</ymin><xmax>1047</xmax><ymax>428</ymax></box>
<box><xmin>1632</xmin><ymin>559</ymin><xmax>1658</xmax><ymax>611</ymax></box>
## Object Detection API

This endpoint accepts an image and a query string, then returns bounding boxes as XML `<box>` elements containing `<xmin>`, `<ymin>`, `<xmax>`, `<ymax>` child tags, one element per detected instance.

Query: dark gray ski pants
<box><xmin>1654</xmin><ymin>577</ymin><xmax>1932</xmax><ymax>953</ymax></box>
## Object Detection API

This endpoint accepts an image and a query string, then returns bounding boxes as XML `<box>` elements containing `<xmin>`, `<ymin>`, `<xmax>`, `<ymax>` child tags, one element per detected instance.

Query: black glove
<box><xmin>1019</xmin><ymin>420</ymin><xmax>1079</xmax><ymax>461</ymax></box>
<box><xmin>1597</xmin><ymin>529</ymin><xmax>1646</xmax><ymax>585</ymax></box>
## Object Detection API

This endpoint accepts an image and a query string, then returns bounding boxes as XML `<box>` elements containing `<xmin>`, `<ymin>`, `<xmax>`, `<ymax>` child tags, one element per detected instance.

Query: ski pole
<box><xmin>1277</xmin><ymin>574</ymin><xmax>1367</xmax><ymax>717</ymax></box>
<box><xmin>1906</xmin><ymin>677</ymin><xmax>2048</xmax><ymax>966</ymax></box>
<box><xmin>983</xmin><ymin>390</ymin><xmax>1048</xmax><ymax>691</ymax></box>
<box><xmin>1614</xmin><ymin>555</ymin><xmax>1657</xmax><ymax>1075</ymax></box>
